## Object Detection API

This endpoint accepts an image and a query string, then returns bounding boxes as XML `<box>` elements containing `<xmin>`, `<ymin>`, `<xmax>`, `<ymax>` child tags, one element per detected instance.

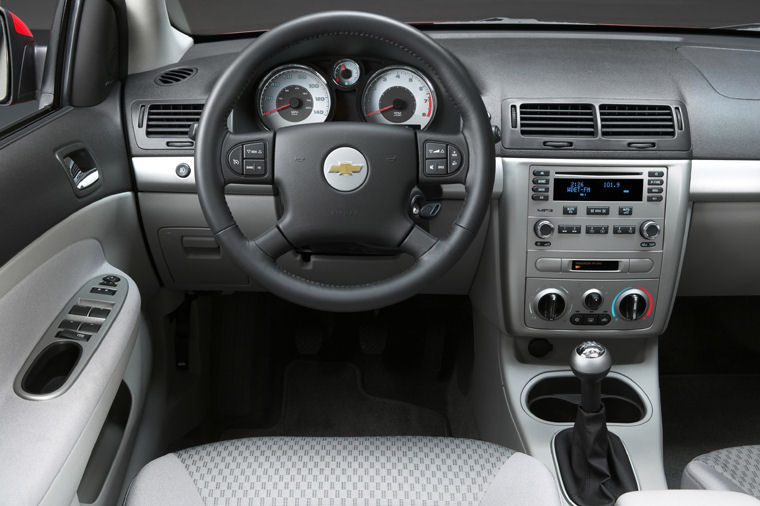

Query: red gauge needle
<box><xmin>263</xmin><ymin>104</ymin><xmax>290</xmax><ymax>115</ymax></box>
<box><xmin>367</xmin><ymin>104</ymin><xmax>393</xmax><ymax>116</ymax></box>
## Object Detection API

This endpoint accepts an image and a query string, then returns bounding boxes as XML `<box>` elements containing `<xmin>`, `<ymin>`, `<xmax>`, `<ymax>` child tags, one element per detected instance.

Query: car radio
<box><xmin>525</xmin><ymin>166</ymin><xmax>666</xmax><ymax>331</ymax></box>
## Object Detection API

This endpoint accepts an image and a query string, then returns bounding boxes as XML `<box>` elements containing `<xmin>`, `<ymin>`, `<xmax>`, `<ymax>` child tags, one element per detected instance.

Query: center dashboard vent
<box><xmin>519</xmin><ymin>103</ymin><xmax>596</xmax><ymax>137</ymax></box>
<box><xmin>145</xmin><ymin>103</ymin><xmax>204</xmax><ymax>138</ymax></box>
<box><xmin>599</xmin><ymin>104</ymin><xmax>675</xmax><ymax>137</ymax></box>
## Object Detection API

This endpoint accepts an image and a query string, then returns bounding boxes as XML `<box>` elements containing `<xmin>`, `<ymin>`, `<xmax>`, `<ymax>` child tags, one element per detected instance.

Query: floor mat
<box><xmin>223</xmin><ymin>360</ymin><xmax>449</xmax><ymax>439</ymax></box>
<box><xmin>660</xmin><ymin>374</ymin><xmax>760</xmax><ymax>488</ymax></box>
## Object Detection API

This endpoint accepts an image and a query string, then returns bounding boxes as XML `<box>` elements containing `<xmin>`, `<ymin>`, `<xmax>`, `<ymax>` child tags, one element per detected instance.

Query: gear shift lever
<box><xmin>554</xmin><ymin>341</ymin><xmax>638</xmax><ymax>506</ymax></box>
<box><xmin>570</xmin><ymin>341</ymin><xmax>612</xmax><ymax>412</ymax></box>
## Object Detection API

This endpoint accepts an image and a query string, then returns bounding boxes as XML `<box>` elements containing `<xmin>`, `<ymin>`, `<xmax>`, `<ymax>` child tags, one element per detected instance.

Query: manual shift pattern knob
<box><xmin>570</xmin><ymin>341</ymin><xmax>612</xmax><ymax>413</ymax></box>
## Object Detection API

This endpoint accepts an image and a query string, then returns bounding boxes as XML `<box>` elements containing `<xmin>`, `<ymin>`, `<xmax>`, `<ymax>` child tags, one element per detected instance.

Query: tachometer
<box><xmin>257</xmin><ymin>64</ymin><xmax>331</xmax><ymax>130</ymax></box>
<box><xmin>361</xmin><ymin>66</ymin><xmax>436</xmax><ymax>129</ymax></box>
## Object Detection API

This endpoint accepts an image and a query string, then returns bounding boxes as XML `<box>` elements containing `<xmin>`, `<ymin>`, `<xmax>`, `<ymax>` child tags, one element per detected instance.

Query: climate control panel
<box><xmin>525</xmin><ymin>279</ymin><xmax>658</xmax><ymax>330</ymax></box>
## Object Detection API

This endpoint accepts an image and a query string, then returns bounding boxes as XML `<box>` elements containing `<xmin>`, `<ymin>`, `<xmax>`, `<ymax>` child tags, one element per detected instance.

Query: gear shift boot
<box><xmin>554</xmin><ymin>405</ymin><xmax>638</xmax><ymax>506</ymax></box>
<box><xmin>554</xmin><ymin>341</ymin><xmax>638</xmax><ymax>506</ymax></box>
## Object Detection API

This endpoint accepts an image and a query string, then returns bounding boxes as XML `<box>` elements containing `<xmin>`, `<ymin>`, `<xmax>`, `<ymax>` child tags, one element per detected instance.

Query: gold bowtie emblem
<box><xmin>328</xmin><ymin>162</ymin><xmax>363</xmax><ymax>175</ymax></box>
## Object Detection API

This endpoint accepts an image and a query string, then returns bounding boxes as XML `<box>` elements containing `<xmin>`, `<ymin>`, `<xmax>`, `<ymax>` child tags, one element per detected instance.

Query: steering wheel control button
<box><xmin>175</xmin><ymin>163</ymin><xmax>191</xmax><ymax>178</ymax></box>
<box><xmin>227</xmin><ymin>146</ymin><xmax>243</xmax><ymax>174</ymax></box>
<box><xmin>244</xmin><ymin>160</ymin><xmax>266</xmax><ymax>176</ymax></box>
<box><xmin>563</xmin><ymin>206</ymin><xmax>578</xmax><ymax>215</ymax></box>
<box><xmin>323</xmin><ymin>147</ymin><xmax>368</xmax><ymax>192</ymax></box>
<box><xmin>244</xmin><ymin>142</ymin><xmax>266</xmax><ymax>159</ymax></box>
<box><xmin>447</xmin><ymin>145</ymin><xmax>463</xmax><ymax>173</ymax></box>
<box><xmin>425</xmin><ymin>142</ymin><xmax>446</xmax><ymax>158</ymax></box>
<box><xmin>425</xmin><ymin>160</ymin><xmax>447</xmax><ymax>176</ymax></box>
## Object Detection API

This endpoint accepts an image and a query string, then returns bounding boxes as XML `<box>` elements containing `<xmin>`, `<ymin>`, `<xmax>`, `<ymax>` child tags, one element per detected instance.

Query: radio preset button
<box><xmin>586</xmin><ymin>225</ymin><xmax>609</xmax><ymax>234</ymax></box>
<box><xmin>558</xmin><ymin>225</ymin><xmax>581</xmax><ymax>234</ymax></box>
<box><xmin>533</xmin><ymin>186</ymin><xmax>550</xmax><ymax>193</ymax></box>
<box><xmin>533</xmin><ymin>178</ymin><xmax>549</xmax><ymax>185</ymax></box>
<box><xmin>613</xmin><ymin>225</ymin><xmax>636</xmax><ymax>234</ymax></box>
<box><xmin>648</xmin><ymin>170</ymin><xmax>665</xmax><ymax>177</ymax></box>
<box><xmin>563</xmin><ymin>206</ymin><xmax>578</xmax><ymax>215</ymax></box>
<box><xmin>532</xmin><ymin>194</ymin><xmax>549</xmax><ymax>201</ymax></box>
<box><xmin>586</xmin><ymin>206</ymin><xmax>610</xmax><ymax>216</ymax></box>
<box><xmin>533</xmin><ymin>169</ymin><xmax>550</xmax><ymax>177</ymax></box>
<box><xmin>647</xmin><ymin>195</ymin><xmax>664</xmax><ymax>202</ymax></box>
<box><xmin>619</xmin><ymin>206</ymin><xmax>633</xmax><ymax>216</ymax></box>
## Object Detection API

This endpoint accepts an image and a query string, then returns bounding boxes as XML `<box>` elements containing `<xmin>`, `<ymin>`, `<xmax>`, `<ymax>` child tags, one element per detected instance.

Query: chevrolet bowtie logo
<box><xmin>328</xmin><ymin>162</ymin><xmax>363</xmax><ymax>175</ymax></box>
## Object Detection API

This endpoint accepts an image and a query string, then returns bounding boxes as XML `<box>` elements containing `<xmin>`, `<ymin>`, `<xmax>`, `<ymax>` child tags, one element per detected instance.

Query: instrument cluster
<box><xmin>255</xmin><ymin>58</ymin><xmax>437</xmax><ymax>131</ymax></box>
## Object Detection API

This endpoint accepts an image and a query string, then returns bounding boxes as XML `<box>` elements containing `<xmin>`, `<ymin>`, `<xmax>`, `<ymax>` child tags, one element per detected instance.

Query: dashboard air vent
<box><xmin>599</xmin><ymin>104</ymin><xmax>675</xmax><ymax>137</ymax></box>
<box><xmin>519</xmin><ymin>103</ymin><xmax>595</xmax><ymax>137</ymax></box>
<box><xmin>155</xmin><ymin>67</ymin><xmax>197</xmax><ymax>86</ymax></box>
<box><xmin>145</xmin><ymin>103</ymin><xmax>203</xmax><ymax>137</ymax></box>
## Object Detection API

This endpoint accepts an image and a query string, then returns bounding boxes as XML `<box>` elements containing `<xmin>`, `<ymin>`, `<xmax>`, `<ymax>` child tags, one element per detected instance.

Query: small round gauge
<box><xmin>332</xmin><ymin>59</ymin><xmax>361</xmax><ymax>88</ymax></box>
<box><xmin>257</xmin><ymin>64</ymin><xmax>332</xmax><ymax>130</ymax></box>
<box><xmin>362</xmin><ymin>66</ymin><xmax>436</xmax><ymax>129</ymax></box>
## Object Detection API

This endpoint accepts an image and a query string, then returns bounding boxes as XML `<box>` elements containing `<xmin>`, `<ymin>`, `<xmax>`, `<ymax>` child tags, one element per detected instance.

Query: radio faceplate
<box><xmin>524</xmin><ymin>165</ymin><xmax>666</xmax><ymax>331</ymax></box>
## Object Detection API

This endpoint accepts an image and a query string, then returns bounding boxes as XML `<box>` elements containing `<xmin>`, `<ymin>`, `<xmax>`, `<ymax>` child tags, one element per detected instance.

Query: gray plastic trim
<box><xmin>126</xmin><ymin>0</ymin><xmax>192</xmax><ymax>73</ymax></box>
<box><xmin>690</xmin><ymin>160</ymin><xmax>760</xmax><ymax>201</ymax></box>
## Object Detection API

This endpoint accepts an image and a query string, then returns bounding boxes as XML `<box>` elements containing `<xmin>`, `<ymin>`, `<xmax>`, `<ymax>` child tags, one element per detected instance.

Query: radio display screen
<box><xmin>553</xmin><ymin>178</ymin><xmax>643</xmax><ymax>201</ymax></box>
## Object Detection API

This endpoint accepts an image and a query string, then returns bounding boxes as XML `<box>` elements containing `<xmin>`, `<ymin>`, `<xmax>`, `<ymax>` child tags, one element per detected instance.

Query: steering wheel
<box><xmin>195</xmin><ymin>11</ymin><xmax>494</xmax><ymax>312</ymax></box>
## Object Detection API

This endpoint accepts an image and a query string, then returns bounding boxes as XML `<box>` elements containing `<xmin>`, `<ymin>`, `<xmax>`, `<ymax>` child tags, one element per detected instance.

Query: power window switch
<box><xmin>79</xmin><ymin>322</ymin><xmax>102</xmax><ymax>333</ymax></box>
<box><xmin>70</xmin><ymin>305</ymin><xmax>91</xmax><ymax>316</ymax></box>
<box><xmin>59</xmin><ymin>320</ymin><xmax>80</xmax><ymax>330</ymax></box>
<box><xmin>90</xmin><ymin>287</ymin><xmax>116</xmax><ymax>296</ymax></box>
<box><xmin>89</xmin><ymin>307</ymin><xmax>111</xmax><ymax>319</ymax></box>
<box><xmin>56</xmin><ymin>329</ymin><xmax>91</xmax><ymax>341</ymax></box>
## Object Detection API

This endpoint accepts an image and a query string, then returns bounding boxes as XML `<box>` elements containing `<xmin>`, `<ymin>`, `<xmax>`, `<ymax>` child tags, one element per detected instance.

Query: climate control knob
<box><xmin>583</xmin><ymin>289</ymin><xmax>603</xmax><ymax>310</ymax></box>
<box><xmin>640</xmin><ymin>220</ymin><xmax>660</xmax><ymax>240</ymax></box>
<box><xmin>618</xmin><ymin>290</ymin><xmax>648</xmax><ymax>321</ymax></box>
<box><xmin>534</xmin><ymin>220</ymin><xmax>555</xmax><ymax>239</ymax></box>
<box><xmin>535</xmin><ymin>289</ymin><xmax>566</xmax><ymax>321</ymax></box>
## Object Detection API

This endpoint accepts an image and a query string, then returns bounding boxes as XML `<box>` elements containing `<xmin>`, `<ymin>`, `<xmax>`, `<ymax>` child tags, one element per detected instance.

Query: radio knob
<box><xmin>618</xmin><ymin>291</ymin><xmax>648</xmax><ymax>321</ymax></box>
<box><xmin>534</xmin><ymin>220</ymin><xmax>555</xmax><ymax>239</ymax></box>
<box><xmin>640</xmin><ymin>220</ymin><xmax>660</xmax><ymax>240</ymax></box>
<box><xmin>536</xmin><ymin>290</ymin><xmax>566</xmax><ymax>321</ymax></box>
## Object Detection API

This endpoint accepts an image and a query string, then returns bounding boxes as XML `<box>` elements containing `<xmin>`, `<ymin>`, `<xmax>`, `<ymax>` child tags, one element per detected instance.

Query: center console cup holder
<box><xmin>525</xmin><ymin>373</ymin><xmax>647</xmax><ymax>423</ymax></box>
<box><xmin>21</xmin><ymin>341</ymin><xmax>82</xmax><ymax>396</ymax></box>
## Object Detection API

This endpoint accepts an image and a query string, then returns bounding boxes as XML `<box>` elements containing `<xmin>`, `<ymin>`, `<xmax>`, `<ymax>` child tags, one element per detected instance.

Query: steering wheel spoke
<box><xmin>399</xmin><ymin>224</ymin><xmax>439</xmax><ymax>259</ymax></box>
<box><xmin>252</xmin><ymin>225</ymin><xmax>293</xmax><ymax>259</ymax></box>
<box><xmin>220</xmin><ymin>130</ymin><xmax>275</xmax><ymax>184</ymax></box>
<box><xmin>417</xmin><ymin>130</ymin><xmax>469</xmax><ymax>185</ymax></box>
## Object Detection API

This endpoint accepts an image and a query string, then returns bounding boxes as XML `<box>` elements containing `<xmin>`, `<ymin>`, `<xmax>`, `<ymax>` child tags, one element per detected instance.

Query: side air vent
<box><xmin>145</xmin><ymin>103</ymin><xmax>204</xmax><ymax>137</ymax></box>
<box><xmin>599</xmin><ymin>104</ymin><xmax>675</xmax><ymax>137</ymax></box>
<box><xmin>154</xmin><ymin>67</ymin><xmax>197</xmax><ymax>86</ymax></box>
<box><xmin>519</xmin><ymin>103</ymin><xmax>596</xmax><ymax>137</ymax></box>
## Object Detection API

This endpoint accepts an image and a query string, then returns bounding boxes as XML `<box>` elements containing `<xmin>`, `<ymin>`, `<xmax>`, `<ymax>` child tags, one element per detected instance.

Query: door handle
<box><xmin>56</xmin><ymin>144</ymin><xmax>101</xmax><ymax>196</ymax></box>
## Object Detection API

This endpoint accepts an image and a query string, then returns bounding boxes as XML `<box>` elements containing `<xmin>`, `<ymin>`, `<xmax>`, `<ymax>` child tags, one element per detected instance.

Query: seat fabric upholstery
<box><xmin>126</xmin><ymin>436</ymin><xmax>560</xmax><ymax>505</ymax></box>
<box><xmin>682</xmin><ymin>445</ymin><xmax>760</xmax><ymax>499</ymax></box>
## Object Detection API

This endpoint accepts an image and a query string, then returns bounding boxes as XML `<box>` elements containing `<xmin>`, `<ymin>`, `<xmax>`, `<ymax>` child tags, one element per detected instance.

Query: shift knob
<box><xmin>570</xmin><ymin>341</ymin><xmax>612</xmax><ymax>412</ymax></box>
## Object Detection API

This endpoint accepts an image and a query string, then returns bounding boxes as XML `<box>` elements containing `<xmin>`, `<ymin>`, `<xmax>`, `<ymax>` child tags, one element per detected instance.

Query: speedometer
<box><xmin>362</xmin><ymin>66</ymin><xmax>436</xmax><ymax>129</ymax></box>
<box><xmin>257</xmin><ymin>64</ymin><xmax>332</xmax><ymax>130</ymax></box>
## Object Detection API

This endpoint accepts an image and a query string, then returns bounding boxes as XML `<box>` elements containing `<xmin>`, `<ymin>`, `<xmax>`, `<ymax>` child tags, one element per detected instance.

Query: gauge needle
<box><xmin>263</xmin><ymin>104</ymin><xmax>290</xmax><ymax>115</ymax></box>
<box><xmin>367</xmin><ymin>104</ymin><xmax>393</xmax><ymax>116</ymax></box>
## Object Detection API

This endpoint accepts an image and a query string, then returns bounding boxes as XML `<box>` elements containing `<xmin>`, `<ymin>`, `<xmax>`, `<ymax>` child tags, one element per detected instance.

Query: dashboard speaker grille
<box><xmin>519</xmin><ymin>103</ymin><xmax>596</xmax><ymax>137</ymax></box>
<box><xmin>145</xmin><ymin>103</ymin><xmax>204</xmax><ymax>137</ymax></box>
<box><xmin>600</xmin><ymin>104</ymin><xmax>675</xmax><ymax>137</ymax></box>
<box><xmin>155</xmin><ymin>67</ymin><xmax>197</xmax><ymax>86</ymax></box>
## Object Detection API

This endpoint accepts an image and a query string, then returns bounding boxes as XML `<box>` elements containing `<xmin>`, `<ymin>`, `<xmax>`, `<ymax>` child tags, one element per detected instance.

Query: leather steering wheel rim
<box><xmin>195</xmin><ymin>11</ymin><xmax>494</xmax><ymax>312</ymax></box>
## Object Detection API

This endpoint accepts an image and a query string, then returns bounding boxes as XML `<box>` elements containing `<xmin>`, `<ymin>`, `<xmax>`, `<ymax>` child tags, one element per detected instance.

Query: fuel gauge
<box><xmin>332</xmin><ymin>59</ymin><xmax>361</xmax><ymax>88</ymax></box>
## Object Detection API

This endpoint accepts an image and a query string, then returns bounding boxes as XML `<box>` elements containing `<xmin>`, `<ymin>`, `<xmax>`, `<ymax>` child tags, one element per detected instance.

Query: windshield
<box><xmin>167</xmin><ymin>0</ymin><xmax>760</xmax><ymax>36</ymax></box>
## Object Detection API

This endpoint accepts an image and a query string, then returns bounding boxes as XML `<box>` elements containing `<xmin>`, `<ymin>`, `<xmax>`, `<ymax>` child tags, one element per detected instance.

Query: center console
<box><xmin>501</xmin><ymin>158</ymin><xmax>691</xmax><ymax>338</ymax></box>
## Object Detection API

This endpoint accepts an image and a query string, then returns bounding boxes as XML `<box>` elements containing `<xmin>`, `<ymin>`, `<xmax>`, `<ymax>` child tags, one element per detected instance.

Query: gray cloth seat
<box><xmin>682</xmin><ymin>445</ymin><xmax>760</xmax><ymax>499</ymax></box>
<box><xmin>126</xmin><ymin>436</ymin><xmax>561</xmax><ymax>505</ymax></box>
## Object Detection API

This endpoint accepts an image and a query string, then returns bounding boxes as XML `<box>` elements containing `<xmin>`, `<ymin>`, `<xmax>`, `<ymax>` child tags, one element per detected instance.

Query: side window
<box><xmin>0</xmin><ymin>0</ymin><xmax>59</xmax><ymax>131</ymax></box>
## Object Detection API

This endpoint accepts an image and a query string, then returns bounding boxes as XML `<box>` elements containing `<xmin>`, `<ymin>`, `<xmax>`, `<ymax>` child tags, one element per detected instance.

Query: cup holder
<box><xmin>525</xmin><ymin>374</ymin><xmax>647</xmax><ymax>423</ymax></box>
<box><xmin>21</xmin><ymin>341</ymin><xmax>82</xmax><ymax>396</ymax></box>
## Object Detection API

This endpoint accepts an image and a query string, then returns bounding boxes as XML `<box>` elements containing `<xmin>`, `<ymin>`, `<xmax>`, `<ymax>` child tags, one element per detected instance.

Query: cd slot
<box><xmin>554</xmin><ymin>171</ymin><xmax>643</xmax><ymax>177</ymax></box>
<box><xmin>571</xmin><ymin>260</ymin><xmax>620</xmax><ymax>271</ymax></box>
